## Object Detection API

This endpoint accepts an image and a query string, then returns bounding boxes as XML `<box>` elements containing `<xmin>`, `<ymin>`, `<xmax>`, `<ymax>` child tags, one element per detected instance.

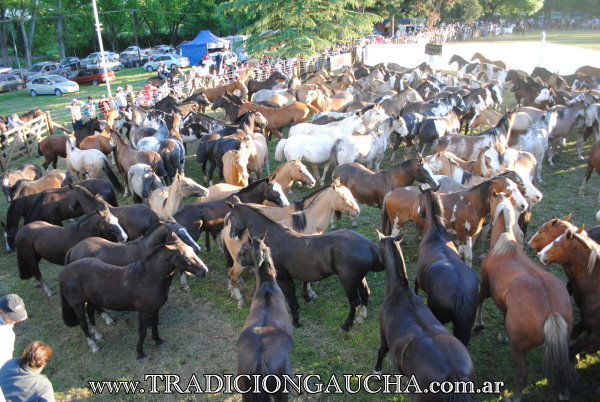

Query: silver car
<box><xmin>0</xmin><ymin>74</ymin><xmax>23</xmax><ymax>93</ymax></box>
<box><xmin>26</xmin><ymin>75</ymin><xmax>79</xmax><ymax>96</ymax></box>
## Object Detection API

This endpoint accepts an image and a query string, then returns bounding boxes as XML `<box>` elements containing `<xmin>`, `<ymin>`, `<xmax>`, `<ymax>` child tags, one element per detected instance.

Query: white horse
<box><xmin>275</xmin><ymin>116</ymin><xmax>367</xmax><ymax>185</ymax></box>
<box><xmin>510</xmin><ymin>110</ymin><xmax>558</xmax><ymax>183</ymax></box>
<box><xmin>65</xmin><ymin>136</ymin><xmax>123</xmax><ymax>193</ymax></box>
<box><xmin>330</xmin><ymin>116</ymin><xmax>408</xmax><ymax>171</ymax></box>
<box><xmin>135</xmin><ymin>119</ymin><xmax>170</xmax><ymax>152</ymax></box>
<box><xmin>127</xmin><ymin>163</ymin><xmax>163</xmax><ymax>203</ymax></box>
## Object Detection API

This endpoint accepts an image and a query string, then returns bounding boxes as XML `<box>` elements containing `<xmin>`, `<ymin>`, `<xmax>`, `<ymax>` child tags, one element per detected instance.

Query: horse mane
<box><xmin>490</xmin><ymin>232</ymin><xmax>518</xmax><ymax>256</ymax></box>
<box><xmin>490</xmin><ymin>195</ymin><xmax>518</xmax><ymax>256</ymax></box>
<box><xmin>238</xmin><ymin>178</ymin><xmax>268</xmax><ymax>195</ymax></box>
<box><xmin>392</xmin><ymin>158</ymin><xmax>416</xmax><ymax>170</ymax></box>
<box><xmin>292</xmin><ymin>185</ymin><xmax>329</xmax><ymax>211</ymax></box>
<box><xmin>255</xmin><ymin>247</ymin><xmax>278</xmax><ymax>299</ymax></box>
<box><xmin>570</xmin><ymin>232</ymin><xmax>600</xmax><ymax>273</ymax></box>
<box><xmin>240</xmin><ymin>204</ymin><xmax>293</xmax><ymax>234</ymax></box>
<box><xmin>428</xmin><ymin>191</ymin><xmax>446</xmax><ymax>229</ymax></box>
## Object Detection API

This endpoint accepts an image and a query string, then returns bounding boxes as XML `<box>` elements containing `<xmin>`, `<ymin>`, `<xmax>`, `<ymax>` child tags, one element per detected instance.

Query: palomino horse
<box><xmin>469</xmin><ymin>109</ymin><xmax>533</xmax><ymax>133</ymax></box>
<box><xmin>11</xmin><ymin>170</ymin><xmax>71</xmax><ymax>200</ymax></box>
<box><xmin>476</xmin><ymin>191</ymin><xmax>573</xmax><ymax>401</ymax></box>
<box><xmin>60</xmin><ymin>233</ymin><xmax>208</xmax><ymax>360</ymax></box>
<box><xmin>15</xmin><ymin>195</ymin><xmax>128</xmax><ymax>297</ymax></box>
<box><xmin>471</xmin><ymin>52</ymin><xmax>507</xmax><ymax>70</ymax></box>
<box><xmin>425</xmin><ymin>148</ymin><xmax>503</xmax><ymax>183</ymax></box>
<box><xmin>226</xmin><ymin>202</ymin><xmax>383</xmax><ymax>330</ymax></box>
<box><xmin>374</xmin><ymin>234</ymin><xmax>475</xmax><ymax>393</ymax></box>
<box><xmin>1</xmin><ymin>163</ymin><xmax>42</xmax><ymax>201</ymax></box>
<box><xmin>148</xmin><ymin>174</ymin><xmax>208</xmax><ymax>220</ymax></box>
<box><xmin>332</xmin><ymin>158</ymin><xmax>438</xmax><ymax>208</ymax></box>
<box><xmin>415</xmin><ymin>188</ymin><xmax>479</xmax><ymax>345</ymax></box>
<box><xmin>222</xmin><ymin>148</ymin><xmax>250</xmax><ymax>187</ymax></box>
<box><xmin>200</xmin><ymin>81</ymin><xmax>248</xmax><ymax>102</ymax></box>
<box><xmin>65</xmin><ymin>137</ymin><xmax>124</xmax><ymax>193</ymax></box>
<box><xmin>382</xmin><ymin>176</ymin><xmax>528</xmax><ymax>266</ymax></box>
<box><xmin>224</xmin><ymin>181</ymin><xmax>360</xmax><ymax>308</ymax></box>
<box><xmin>236</xmin><ymin>235</ymin><xmax>293</xmax><ymax>401</ymax></box>
<box><xmin>127</xmin><ymin>163</ymin><xmax>163</xmax><ymax>203</ymax></box>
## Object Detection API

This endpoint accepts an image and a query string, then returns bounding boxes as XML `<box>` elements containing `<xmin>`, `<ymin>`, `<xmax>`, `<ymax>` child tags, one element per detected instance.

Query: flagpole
<box><xmin>91</xmin><ymin>0</ymin><xmax>112</xmax><ymax>97</ymax></box>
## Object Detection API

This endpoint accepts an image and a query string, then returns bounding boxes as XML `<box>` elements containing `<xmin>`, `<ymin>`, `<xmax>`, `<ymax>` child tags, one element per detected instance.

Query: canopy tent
<box><xmin>180</xmin><ymin>30</ymin><xmax>229</xmax><ymax>66</ymax></box>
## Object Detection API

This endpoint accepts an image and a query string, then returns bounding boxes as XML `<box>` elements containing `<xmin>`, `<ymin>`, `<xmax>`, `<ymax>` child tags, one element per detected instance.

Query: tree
<box><xmin>481</xmin><ymin>0</ymin><xmax>543</xmax><ymax>18</ymax></box>
<box><xmin>461</xmin><ymin>0</ymin><xmax>482</xmax><ymax>23</ymax></box>
<box><xmin>220</xmin><ymin>0</ymin><xmax>379</xmax><ymax>58</ymax></box>
<box><xmin>56</xmin><ymin>0</ymin><xmax>65</xmax><ymax>59</ymax></box>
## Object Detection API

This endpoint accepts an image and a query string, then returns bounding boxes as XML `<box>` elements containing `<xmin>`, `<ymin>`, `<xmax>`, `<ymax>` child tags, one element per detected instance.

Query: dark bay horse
<box><xmin>236</xmin><ymin>236</ymin><xmax>293</xmax><ymax>401</ymax></box>
<box><xmin>15</xmin><ymin>198</ymin><xmax>128</xmax><ymax>296</ymax></box>
<box><xmin>60</xmin><ymin>233</ymin><xmax>208</xmax><ymax>360</ymax></box>
<box><xmin>332</xmin><ymin>159</ymin><xmax>438</xmax><ymax>208</ymax></box>
<box><xmin>1</xmin><ymin>163</ymin><xmax>42</xmax><ymax>201</ymax></box>
<box><xmin>374</xmin><ymin>234</ymin><xmax>475</xmax><ymax>398</ymax></box>
<box><xmin>247</xmin><ymin>71</ymin><xmax>288</xmax><ymax>99</ymax></box>
<box><xmin>2</xmin><ymin>179</ymin><xmax>118</xmax><ymax>252</ymax></box>
<box><xmin>37</xmin><ymin>135</ymin><xmax>70</xmax><ymax>170</ymax></box>
<box><xmin>74</xmin><ymin>118</ymin><xmax>103</xmax><ymax>146</ymax></box>
<box><xmin>477</xmin><ymin>191</ymin><xmax>573</xmax><ymax>400</ymax></box>
<box><xmin>173</xmin><ymin>178</ymin><xmax>289</xmax><ymax>251</ymax></box>
<box><xmin>226</xmin><ymin>202</ymin><xmax>383</xmax><ymax>330</ymax></box>
<box><xmin>416</xmin><ymin>188</ymin><xmax>479</xmax><ymax>345</ymax></box>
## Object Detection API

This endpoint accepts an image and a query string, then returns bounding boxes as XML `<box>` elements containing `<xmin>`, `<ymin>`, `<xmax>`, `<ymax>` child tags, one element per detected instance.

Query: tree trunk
<box><xmin>0</xmin><ymin>7</ymin><xmax>9</xmax><ymax>65</ymax></box>
<box><xmin>20</xmin><ymin>19</ymin><xmax>32</xmax><ymax>67</ymax></box>
<box><xmin>390</xmin><ymin>14</ymin><xmax>395</xmax><ymax>38</ymax></box>
<box><xmin>57</xmin><ymin>0</ymin><xmax>66</xmax><ymax>59</ymax></box>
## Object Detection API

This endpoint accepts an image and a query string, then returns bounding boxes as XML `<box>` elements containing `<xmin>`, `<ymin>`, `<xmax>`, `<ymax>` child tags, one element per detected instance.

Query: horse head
<box><xmin>528</xmin><ymin>214</ymin><xmax>574</xmax><ymax>253</ymax></box>
<box><xmin>161</xmin><ymin>232</ymin><xmax>208</xmax><ymax>278</ymax></box>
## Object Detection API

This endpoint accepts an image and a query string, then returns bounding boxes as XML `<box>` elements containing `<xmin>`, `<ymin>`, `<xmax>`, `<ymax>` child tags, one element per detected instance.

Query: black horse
<box><xmin>226</xmin><ymin>202</ymin><xmax>383</xmax><ymax>330</ymax></box>
<box><xmin>415</xmin><ymin>187</ymin><xmax>479</xmax><ymax>345</ymax></box>
<box><xmin>247</xmin><ymin>71</ymin><xmax>288</xmax><ymax>100</ymax></box>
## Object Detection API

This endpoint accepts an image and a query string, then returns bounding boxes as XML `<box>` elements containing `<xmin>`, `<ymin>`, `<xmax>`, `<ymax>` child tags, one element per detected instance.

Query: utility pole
<box><xmin>130</xmin><ymin>9</ymin><xmax>142</xmax><ymax>66</ymax></box>
<box><xmin>91</xmin><ymin>0</ymin><xmax>112</xmax><ymax>96</ymax></box>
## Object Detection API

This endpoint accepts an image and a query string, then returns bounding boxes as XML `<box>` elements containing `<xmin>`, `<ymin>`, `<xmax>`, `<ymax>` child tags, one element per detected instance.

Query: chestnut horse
<box><xmin>578</xmin><ymin>139</ymin><xmax>600</xmax><ymax>200</ymax></box>
<box><xmin>200</xmin><ymin>81</ymin><xmax>248</xmax><ymax>102</ymax></box>
<box><xmin>238</xmin><ymin>101</ymin><xmax>318</xmax><ymax>139</ymax></box>
<box><xmin>471</xmin><ymin>52</ymin><xmax>507</xmax><ymax>70</ymax></box>
<box><xmin>476</xmin><ymin>191</ymin><xmax>573</xmax><ymax>401</ymax></box>
<box><xmin>37</xmin><ymin>135</ymin><xmax>70</xmax><ymax>170</ymax></box>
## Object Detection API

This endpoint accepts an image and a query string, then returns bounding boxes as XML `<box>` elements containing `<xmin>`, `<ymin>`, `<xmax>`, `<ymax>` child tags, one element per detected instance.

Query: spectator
<box><xmin>135</xmin><ymin>91</ymin><xmax>145</xmax><ymax>107</ymax></box>
<box><xmin>0</xmin><ymin>341</ymin><xmax>55</xmax><ymax>402</ymax></box>
<box><xmin>158</xmin><ymin>61</ymin><xmax>171</xmax><ymax>82</ymax></box>
<box><xmin>125</xmin><ymin>84</ymin><xmax>135</xmax><ymax>108</ymax></box>
<box><xmin>143</xmin><ymin>82</ymin><xmax>155</xmax><ymax>105</ymax></box>
<box><xmin>6</xmin><ymin>114</ymin><xmax>24</xmax><ymax>130</ymax></box>
<box><xmin>0</xmin><ymin>294</ymin><xmax>28</xmax><ymax>370</ymax></box>
<box><xmin>82</xmin><ymin>96</ymin><xmax>96</xmax><ymax>123</ymax></box>
<box><xmin>66</xmin><ymin>99</ymin><xmax>84</xmax><ymax>130</ymax></box>
<box><xmin>98</xmin><ymin>94</ymin><xmax>112</xmax><ymax>119</ymax></box>
<box><xmin>115</xmin><ymin>87</ymin><xmax>128</xmax><ymax>111</ymax></box>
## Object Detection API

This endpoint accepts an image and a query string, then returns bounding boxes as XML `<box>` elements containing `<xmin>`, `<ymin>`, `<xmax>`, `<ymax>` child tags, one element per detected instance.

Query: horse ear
<box><xmin>492</xmin><ymin>189</ymin><xmax>498</xmax><ymax>197</ymax></box>
<box><xmin>333</xmin><ymin>177</ymin><xmax>341</xmax><ymax>186</ymax></box>
<box><xmin>376</xmin><ymin>230</ymin><xmax>386</xmax><ymax>240</ymax></box>
<box><xmin>259</xmin><ymin>231</ymin><xmax>267</xmax><ymax>241</ymax></box>
<box><xmin>551</xmin><ymin>218</ymin><xmax>559</xmax><ymax>226</ymax></box>
<box><xmin>194</xmin><ymin>219</ymin><xmax>203</xmax><ymax>228</ymax></box>
<box><xmin>295</xmin><ymin>156</ymin><xmax>302</xmax><ymax>164</ymax></box>
<box><xmin>225</xmin><ymin>201</ymin><xmax>235</xmax><ymax>210</ymax></box>
<box><xmin>561</xmin><ymin>213</ymin><xmax>572</xmax><ymax>222</ymax></box>
<box><xmin>577</xmin><ymin>225</ymin><xmax>585</xmax><ymax>234</ymax></box>
<box><xmin>566</xmin><ymin>230</ymin><xmax>574</xmax><ymax>239</ymax></box>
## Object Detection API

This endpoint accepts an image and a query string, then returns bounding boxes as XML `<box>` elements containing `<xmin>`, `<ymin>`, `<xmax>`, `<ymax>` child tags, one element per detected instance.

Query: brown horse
<box><xmin>74</xmin><ymin>118</ymin><xmax>103</xmax><ymax>146</ymax></box>
<box><xmin>575</xmin><ymin>65</ymin><xmax>600</xmax><ymax>79</ymax></box>
<box><xmin>37</xmin><ymin>136</ymin><xmax>70</xmax><ymax>170</ymax></box>
<box><xmin>471</xmin><ymin>52</ymin><xmax>507</xmax><ymax>70</ymax></box>
<box><xmin>60</xmin><ymin>233</ymin><xmax>208</xmax><ymax>360</ymax></box>
<box><xmin>332</xmin><ymin>159</ymin><xmax>438</xmax><ymax>208</ymax></box>
<box><xmin>200</xmin><ymin>81</ymin><xmax>248</xmax><ymax>102</ymax></box>
<box><xmin>538</xmin><ymin>227</ymin><xmax>600</xmax><ymax>364</ymax></box>
<box><xmin>79</xmin><ymin>131</ymin><xmax>114</xmax><ymax>156</ymax></box>
<box><xmin>11</xmin><ymin>170</ymin><xmax>72</xmax><ymax>200</ymax></box>
<box><xmin>236</xmin><ymin>236</ymin><xmax>293</xmax><ymax>401</ymax></box>
<box><xmin>374</xmin><ymin>234</ymin><xmax>475</xmax><ymax>396</ymax></box>
<box><xmin>1</xmin><ymin>163</ymin><xmax>42</xmax><ymax>201</ymax></box>
<box><xmin>238</xmin><ymin>101</ymin><xmax>318</xmax><ymax>139</ymax></box>
<box><xmin>578</xmin><ymin>139</ymin><xmax>600</xmax><ymax>200</ymax></box>
<box><xmin>477</xmin><ymin>191</ymin><xmax>573</xmax><ymax>400</ymax></box>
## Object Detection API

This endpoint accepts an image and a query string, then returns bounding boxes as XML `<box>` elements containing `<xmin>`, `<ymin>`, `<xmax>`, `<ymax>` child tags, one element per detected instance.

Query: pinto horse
<box><xmin>332</xmin><ymin>158</ymin><xmax>438</xmax><ymax>208</ymax></box>
<box><xmin>226</xmin><ymin>202</ymin><xmax>383</xmax><ymax>330</ymax></box>
<box><xmin>60</xmin><ymin>233</ymin><xmax>208</xmax><ymax>360</ymax></box>
<box><xmin>476</xmin><ymin>191</ymin><xmax>573</xmax><ymax>401</ymax></box>
<box><xmin>415</xmin><ymin>188</ymin><xmax>479</xmax><ymax>346</ymax></box>
<box><xmin>374</xmin><ymin>234</ymin><xmax>475</xmax><ymax>396</ymax></box>
<box><xmin>236</xmin><ymin>236</ymin><xmax>293</xmax><ymax>401</ymax></box>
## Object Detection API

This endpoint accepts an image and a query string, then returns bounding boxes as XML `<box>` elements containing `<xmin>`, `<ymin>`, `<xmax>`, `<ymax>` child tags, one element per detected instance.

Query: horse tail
<box><xmin>246</xmin><ymin>358</ymin><xmax>272</xmax><ymax>402</ymax></box>
<box><xmin>61</xmin><ymin>292</ymin><xmax>80</xmax><ymax>327</ymax></box>
<box><xmin>37</xmin><ymin>141</ymin><xmax>43</xmax><ymax>157</ymax></box>
<box><xmin>542</xmin><ymin>313</ymin><xmax>573</xmax><ymax>397</ymax></box>
<box><xmin>381</xmin><ymin>192</ymin><xmax>392</xmax><ymax>235</ymax></box>
<box><xmin>17</xmin><ymin>248</ymin><xmax>34</xmax><ymax>280</ymax></box>
<box><xmin>274</xmin><ymin>139</ymin><xmax>286</xmax><ymax>162</ymax></box>
<box><xmin>102</xmin><ymin>158</ymin><xmax>124</xmax><ymax>194</ymax></box>
<box><xmin>163</xmin><ymin>150</ymin><xmax>178</xmax><ymax>183</ymax></box>
<box><xmin>154</xmin><ymin>158</ymin><xmax>168</xmax><ymax>178</ymax></box>
<box><xmin>329</xmin><ymin>138</ymin><xmax>342</xmax><ymax>170</ymax></box>
<box><xmin>453</xmin><ymin>292</ymin><xmax>477</xmax><ymax>346</ymax></box>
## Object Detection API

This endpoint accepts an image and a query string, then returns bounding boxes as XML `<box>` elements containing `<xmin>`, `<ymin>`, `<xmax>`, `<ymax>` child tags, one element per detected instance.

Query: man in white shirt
<box><xmin>0</xmin><ymin>294</ymin><xmax>28</xmax><ymax>370</ymax></box>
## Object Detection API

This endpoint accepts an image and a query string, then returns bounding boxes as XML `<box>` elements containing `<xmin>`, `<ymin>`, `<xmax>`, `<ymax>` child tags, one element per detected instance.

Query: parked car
<box><xmin>13</xmin><ymin>62</ymin><xmax>67</xmax><ymax>81</ymax></box>
<box><xmin>152</xmin><ymin>45</ymin><xmax>176</xmax><ymax>55</ymax></box>
<box><xmin>0</xmin><ymin>74</ymin><xmax>23</xmax><ymax>92</ymax></box>
<box><xmin>85</xmin><ymin>51</ymin><xmax>120</xmax><ymax>60</ymax></box>
<box><xmin>120</xmin><ymin>54</ymin><xmax>151</xmax><ymax>68</ymax></box>
<box><xmin>210</xmin><ymin>51</ymin><xmax>238</xmax><ymax>66</ymax></box>
<box><xmin>85</xmin><ymin>56</ymin><xmax>123</xmax><ymax>71</ymax></box>
<box><xmin>60</xmin><ymin>57</ymin><xmax>80</xmax><ymax>67</ymax></box>
<box><xmin>70</xmin><ymin>68</ymin><xmax>115</xmax><ymax>86</ymax></box>
<box><xmin>26</xmin><ymin>75</ymin><xmax>79</xmax><ymax>96</ymax></box>
<box><xmin>120</xmin><ymin>46</ymin><xmax>152</xmax><ymax>59</ymax></box>
<box><xmin>144</xmin><ymin>54</ymin><xmax>189</xmax><ymax>71</ymax></box>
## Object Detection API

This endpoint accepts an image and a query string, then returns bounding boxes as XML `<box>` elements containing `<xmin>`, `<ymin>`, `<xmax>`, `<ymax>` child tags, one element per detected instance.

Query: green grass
<box><xmin>464</xmin><ymin>30</ymin><xmax>600</xmax><ymax>51</ymax></box>
<box><xmin>1</xmin><ymin>63</ymin><xmax>600</xmax><ymax>401</ymax></box>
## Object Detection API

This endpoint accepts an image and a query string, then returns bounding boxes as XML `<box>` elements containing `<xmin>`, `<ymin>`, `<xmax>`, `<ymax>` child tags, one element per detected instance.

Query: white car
<box><xmin>152</xmin><ymin>45</ymin><xmax>176</xmax><ymax>55</ymax></box>
<box><xmin>27</xmin><ymin>75</ymin><xmax>79</xmax><ymax>96</ymax></box>
<box><xmin>120</xmin><ymin>46</ymin><xmax>151</xmax><ymax>58</ymax></box>
<box><xmin>144</xmin><ymin>54</ymin><xmax>189</xmax><ymax>71</ymax></box>
<box><xmin>85</xmin><ymin>51</ymin><xmax>120</xmax><ymax>60</ymax></box>
<box><xmin>210</xmin><ymin>51</ymin><xmax>238</xmax><ymax>66</ymax></box>
<box><xmin>85</xmin><ymin>56</ymin><xmax>123</xmax><ymax>71</ymax></box>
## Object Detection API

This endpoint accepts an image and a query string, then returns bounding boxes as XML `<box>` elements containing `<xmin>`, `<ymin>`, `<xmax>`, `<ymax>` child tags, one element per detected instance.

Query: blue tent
<box><xmin>180</xmin><ymin>30</ymin><xmax>229</xmax><ymax>66</ymax></box>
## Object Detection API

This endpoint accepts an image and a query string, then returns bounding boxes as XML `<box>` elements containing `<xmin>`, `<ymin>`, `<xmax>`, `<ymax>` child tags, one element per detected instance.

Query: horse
<box><xmin>374</xmin><ymin>234</ymin><xmax>475</xmax><ymax>397</ymax></box>
<box><xmin>37</xmin><ymin>136</ymin><xmax>70</xmax><ymax>170</ymax></box>
<box><xmin>381</xmin><ymin>176</ymin><xmax>528</xmax><ymax>266</ymax></box>
<box><xmin>469</xmin><ymin>109</ymin><xmax>533</xmax><ymax>134</ymax></box>
<box><xmin>200</xmin><ymin>134</ymin><xmax>256</xmax><ymax>186</ymax></box>
<box><xmin>415</xmin><ymin>187</ymin><xmax>479</xmax><ymax>346</ymax></box>
<box><xmin>471</xmin><ymin>52</ymin><xmax>507</xmax><ymax>70</ymax></box>
<box><xmin>65</xmin><ymin>137</ymin><xmax>124</xmax><ymax>193</ymax></box>
<box><xmin>200</xmin><ymin>81</ymin><xmax>248</xmax><ymax>102</ymax></box>
<box><xmin>1</xmin><ymin>163</ymin><xmax>42</xmax><ymax>201</ymax></box>
<box><xmin>74</xmin><ymin>118</ymin><xmax>103</xmax><ymax>146</ymax></box>
<box><xmin>157</xmin><ymin>113</ymin><xmax>185</xmax><ymax>185</ymax></box>
<box><xmin>224</xmin><ymin>181</ymin><xmax>360</xmax><ymax>308</ymax></box>
<box><xmin>222</xmin><ymin>148</ymin><xmax>250</xmax><ymax>187</ymax></box>
<box><xmin>476</xmin><ymin>191</ymin><xmax>573</xmax><ymax>401</ymax></box>
<box><xmin>575</xmin><ymin>65</ymin><xmax>600</xmax><ymax>79</ymax></box>
<box><xmin>148</xmin><ymin>174</ymin><xmax>208</xmax><ymax>220</ymax></box>
<box><xmin>415</xmin><ymin>111</ymin><xmax>461</xmax><ymax>154</ymax></box>
<box><xmin>11</xmin><ymin>170</ymin><xmax>72</xmax><ymax>200</ymax></box>
<box><xmin>2</xmin><ymin>179</ymin><xmax>117</xmax><ymax>252</ymax></box>
<box><xmin>247</xmin><ymin>71</ymin><xmax>288</xmax><ymax>99</ymax></box>
<box><xmin>237</xmin><ymin>101</ymin><xmax>318</xmax><ymax>139</ymax></box>
<box><xmin>425</xmin><ymin>148</ymin><xmax>503</xmax><ymax>183</ymax></box>
<box><xmin>60</xmin><ymin>233</ymin><xmax>208</xmax><ymax>360</ymax></box>
<box><xmin>127</xmin><ymin>163</ymin><xmax>163</xmax><ymax>203</ymax></box>
<box><xmin>226</xmin><ymin>202</ymin><xmax>383</xmax><ymax>330</ymax></box>
<box><xmin>332</xmin><ymin>159</ymin><xmax>438</xmax><ymax>208</ymax></box>
<box><xmin>174</xmin><ymin>178</ymin><xmax>289</xmax><ymax>251</ymax></box>
<box><xmin>579</xmin><ymin>139</ymin><xmax>600</xmax><ymax>202</ymax></box>
<box><xmin>15</xmin><ymin>195</ymin><xmax>128</xmax><ymax>297</ymax></box>
<box><xmin>236</xmin><ymin>235</ymin><xmax>293</xmax><ymax>401</ymax></box>
<box><xmin>135</xmin><ymin>119</ymin><xmax>169</xmax><ymax>152</ymax></box>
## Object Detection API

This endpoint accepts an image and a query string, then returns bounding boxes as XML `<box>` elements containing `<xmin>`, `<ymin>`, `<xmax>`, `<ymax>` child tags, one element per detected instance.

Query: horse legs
<box><xmin>86</xmin><ymin>303</ymin><xmax>103</xmax><ymax>341</ymax></box>
<box><xmin>278</xmin><ymin>276</ymin><xmax>301</xmax><ymax>328</ymax></box>
<box><xmin>228</xmin><ymin>264</ymin><xmax>246</xmax><ymax>309</ymax></box>
<box><xmin>74</xmin><ymin>302</ymin><xmax>99</xmax><ymax>353</ymax></box>
<box><xmin>340</xmin><ymin>284</ymin><xmax>360</xmax><ymax>331</ymax></box>
<box><xmin>510</xmin><ymin>346</ymin><xmax>528</xmax><ymax>402</ymax></box>
<box><xmin>578</xmin><ymin>164</ymin><xmax>594</xmax><ymax>196</ymax></box>
<box><xmin>354</xmin><ymin>278</ymin><xmax>370</xmax><ymax>325</ymax></box>
<box><xmin>204</xmin><ymin>231</ymin><xmax>212</xmax><ymax>252</ymax></box>
<box><xmin>374</xmin><ymin>330</ymin><xmax>389</xmax><ymax>374</ymax></box>
<box><xmin>576</xmin><ymin>132</ymin><xmax>586</xmax><ymax>160</ymax></box>
<box><xmin>151</xmin><ymin>310</ymin><xmax>164</xmax><ymax>346</ymax></box>
<box><xmin>570</xmin><ymin>331</ymin><xmax>600</xmax><ymax>360</ymax></box>
<box><xmin>136</xmin><ymin>311</ymin><xmax>152</xmax><ymax>361</ymax></box>
<box><xmin>320</xmin><ymin>161</ymin><xmax>332</xmax><ymax>186</ymax></box>
<box><xmin>301</xmin><ymin>282</ymin><xmax>318</xmax><ymax>304</ymax></box>
<box><xmin>473</xmin><ymin>277</ymin><xmax>490</xmax><ymax>331</ymax></box>
<box><xmin>310</xmin><ymin>163</ymin><xmax>321</xmax><ymax>183</ymax></box>
<box><xmin>459</xmin><ymin>237</ymin><xmax>474</xmax><ymax>266</ymax></box>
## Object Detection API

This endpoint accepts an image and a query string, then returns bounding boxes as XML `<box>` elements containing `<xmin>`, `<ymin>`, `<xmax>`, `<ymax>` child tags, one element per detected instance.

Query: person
<box><xmin>66</xmin><ymin>99</ymin><xmax>83</xmax><ymax>130</ymax></box>
<box><xmin>114</xmin><ymin>87</ymin><xmax>128</xmax><ymax>111</ymax></box>
<box><xmin>125</xmin><ymin>84</ymin><xmax>135</xmax><ymax>108</ymax></box>
<box><xmin>98</xmin><ymin>94</ymin><xmax>111</xmax><ymax>119</ymax></box>
<box><xmin>157</xmin><ymin>61</ymin><xmax>171</xmax><ymax>82</ymax></box>
<box><xmin>6</xmin><ymin>114</ymin><xmax>24</xmax><ymax>130</ymax></box>
<box><xmin>82</xmin><ymin>96</ymin><xmax>96</xmax><ymax>123</ymax></box>
<box><xmin>143</xmin><ymin>82</ymin><xmax>155</xmax><ymax>105</ymax></box>
<box><xmin>135</xmin><ymin>90</ymin><xmax>145</xmax><ymax>107</ymax></box>
<box><xmin>0</xmin><ymin>294</ymin><xmax>28</xmax><ymax>370</ymax></box>
<box><xmin>0</xmin><ymin>341</ymin><xmax>55</xmax><ymax>402</ymax></box>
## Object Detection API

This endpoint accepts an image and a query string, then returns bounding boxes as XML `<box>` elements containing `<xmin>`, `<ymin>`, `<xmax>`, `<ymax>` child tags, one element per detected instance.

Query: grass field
<box><xmin>1</xmin><ymin>48</ymin><xmax>600</xmax><ymax>401</ymax></box>
<box><xmin>464</xmin><ymin>30</ymin><xmax>600</xmax><ymax>51</ymax></box>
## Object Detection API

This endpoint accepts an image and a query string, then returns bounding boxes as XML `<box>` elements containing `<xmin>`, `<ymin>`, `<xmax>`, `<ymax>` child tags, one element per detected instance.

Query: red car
<box><xmin>71</xmin><ymin>68</ymin><xmax>115</xmax><ymax>86</ymax></box>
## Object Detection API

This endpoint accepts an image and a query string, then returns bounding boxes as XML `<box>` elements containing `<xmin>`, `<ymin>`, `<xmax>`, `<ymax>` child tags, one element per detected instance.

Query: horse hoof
<box><xmin>293</xmin><ymin>321</ymin><xmax>302</xmax><ymax>328</ymax></box>
<box><xmin>497</xmin><ymin>332</ymin><xmax>509</xmax><ymax>344</ymax></box>
<box><xmin>156</xmin><ymin>339</ymin><xmax>165</xmax><ymax>347</ymax></box>
<box><xmin>182</xmin><ymin>285</ymin><xmax>191</xmax><ymax>293</ymax></box>
<box><xmin>355</xmin><ymin>317</ymin><xmax>365</xmax><ymax>325</ymax></box>
<box><xmin>473</xmin><ymin>324</ymin><xmax>485</xmax><ymax>332</ymax></box>
<box><xmin>137</xmin><ymin>355</ymin><xmax>148</xmax><ymax>362</ymax></box>
<box><xmin>340</xmin><ymin>323</ymin><xmax>351</xmax><ymax>332</ymax></box>
<box><xmin>94</xmin><ymin>332</ymin><xmax>103</xmax><ymax>341</ymax></box>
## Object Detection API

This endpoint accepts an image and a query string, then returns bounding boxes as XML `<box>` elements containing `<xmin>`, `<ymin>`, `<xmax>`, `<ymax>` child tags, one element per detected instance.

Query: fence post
<box><xmin>45</xmin><ymin>112</ymin><xmax>54</xmax><ymax>136</ymax></box>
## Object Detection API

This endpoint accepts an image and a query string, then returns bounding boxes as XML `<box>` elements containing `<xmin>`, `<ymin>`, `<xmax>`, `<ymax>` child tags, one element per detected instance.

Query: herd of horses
<box><xmin>2</xmin><ymin>50</ymin><xmax>600</xmax><ymax>400</ymax></box>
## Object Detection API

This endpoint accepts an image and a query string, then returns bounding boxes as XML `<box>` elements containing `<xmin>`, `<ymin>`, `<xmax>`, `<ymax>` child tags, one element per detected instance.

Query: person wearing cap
<box><xmin>0</xmin><ymin>294</ymin><xmax>28</xmax><ymax>370</ymax></box>
<box><xmin>0</xmin><ymin>341</ymin><xmax>55</xmax><ymax>402</ymax></box>
<box><xmin>66</xmin><ymin>99</ymin><xmax>83</xmax><ymax>130</ymax></box>
<box><xmin>97</xmin><ymin>94</ymin><xmax>111</xmax><ymax>120</ymax></box>
<box><xmin>82</xmin><ymin>96</ymin><xmax>96</xmax><ymax>124</ymax></box>
<box><xmin>115</xmin><ymin>87</ymin><xmax>128</xmax><ymax>111</ymax></box>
